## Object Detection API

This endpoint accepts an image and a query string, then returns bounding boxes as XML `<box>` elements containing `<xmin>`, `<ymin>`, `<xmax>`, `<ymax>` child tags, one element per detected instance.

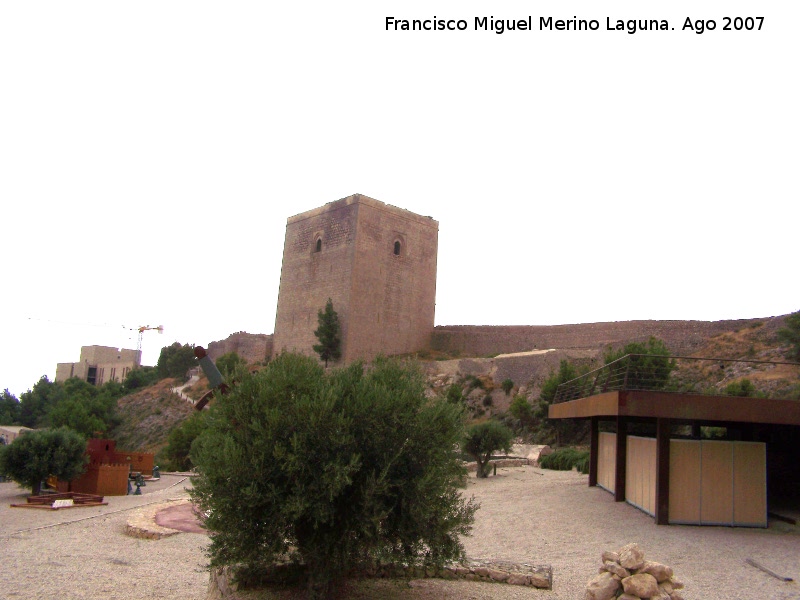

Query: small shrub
<box><xmin>501</xmin><ymin>379</ymin><xmax>514</xmax><ymax>395</ymax></box>
<box><xmin>509</xmin><ymin>396</ymin><xmax>533</xmax><ymax>425</ymax></box>
<box><xmin>464</xmin><ymin>375</ymin><xmax>483</xmax><ymax>390</ymax></box>
<box><xmin>701</xmin><ymin>426</ymin><xmax>727</xmax><ymax>439</ymax></box>
<box><xmin>574</xmin><ymin>454</ymin><xmax>590</xmax><ymax>474</ymax></box>
<box><xmin>445</xmin><ymin>383</ymin><xmax>463</xmax><ymax>404</ymax></box>
<box><xmin>539</xmin><ymin>447</ymin><xmax>590</xmax><ymax>474</ymax></box>
<box><xmin>482</xmin><ymin>395</ymin><xmax>493</xmax><ymax>407</ymax></box>
<box><xmin>777</xmin><ymin>310</ymin><xmax>800</xmax><ymax>361</ymax></box>
<box><xmin>216</xmin><ymin>351</ymin><xmax>248</xmax><ymax>377</ymax></box>
<box><xmin>724</xmin><ymin>379</ymin><xmax>758</xmax><ymax>397</ymax></box>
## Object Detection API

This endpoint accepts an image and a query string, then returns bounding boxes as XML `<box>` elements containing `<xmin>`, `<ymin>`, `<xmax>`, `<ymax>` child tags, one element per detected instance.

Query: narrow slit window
<box><xmin>393</xmin><ymin>241</ymin><xmax>401</xmax><ymax>255</ymax></box>
<box><xmin>315</xmin><ymin>238</ymin><xmax>322</xmax><ymax>252</ymax></box>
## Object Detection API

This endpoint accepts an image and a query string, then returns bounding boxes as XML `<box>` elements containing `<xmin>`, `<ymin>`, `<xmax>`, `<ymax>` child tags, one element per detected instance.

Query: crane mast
<box><xmin>136</xmin><ymin>325</ymin><xmax>164</xmax><ymax>363</ymax></box>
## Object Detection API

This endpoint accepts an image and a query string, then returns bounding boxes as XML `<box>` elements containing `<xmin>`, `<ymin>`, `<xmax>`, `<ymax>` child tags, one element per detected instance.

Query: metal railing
<box><xmin>552</xmin><ymin>354</ymin><xmax>799</xmax><ymax>403</ymax></box>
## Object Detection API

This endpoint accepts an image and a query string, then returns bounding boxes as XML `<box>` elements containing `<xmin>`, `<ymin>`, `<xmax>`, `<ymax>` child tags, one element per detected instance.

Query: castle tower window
<box><xmin>315</xmin><ymin>238</ymin><xmax>322</xmax><ymax>253</ymax></box>
<box><xmin>393</xmin><ymin>241</ymin><xmax>401</xmax><ymax>255</ymax></box>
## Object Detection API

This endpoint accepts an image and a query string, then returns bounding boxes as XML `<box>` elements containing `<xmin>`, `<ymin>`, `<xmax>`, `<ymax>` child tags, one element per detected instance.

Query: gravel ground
<box><xmin>1</xmin><ymin>467</ymin><xmax>798</xmax><ymax>599</ymax></box>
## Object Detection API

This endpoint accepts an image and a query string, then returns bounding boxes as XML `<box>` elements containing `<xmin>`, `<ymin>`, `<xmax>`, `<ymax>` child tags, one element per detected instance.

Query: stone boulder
<box><xmin>618</xmin><ymin>543</ymin><xmax>646</xmax><ymax>570</ymax></box>
<box><xmin>510</xmin><ymin>443</ymin><xmax>553</xmax><ymax>465</ymax></box>
<box><xmin>584</xmin><ymin>571</ymin><xmax>620</xmax><ymax>600</ymax></box>
<box><xmin>622</xmin><ymin>573</ymin><xmax>658</xmax><ymax>598</ymax></box>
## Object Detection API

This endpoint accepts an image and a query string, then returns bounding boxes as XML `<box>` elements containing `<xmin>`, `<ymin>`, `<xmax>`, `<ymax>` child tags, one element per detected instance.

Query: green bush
<box><xmin>509</xmin><ymin>396</ymin><xmax>533</xmax><ymax>426</ymax></box>
<box><xmin>123</xmin><ymin>366</ymin><xmax>160</xmax><ymax>391</ymax></box>
<box><xmin>724</xmin><ymin>378</ymin><xmax>758</xmax><ymax>397</ymax></box>
<box><xmin>777</xmin><ymin>311</ymin><xmax>800</xmax><ymax>362</ymax></box>
<box><xmin>445</xmin><ymin>383</ymin><xmax>463</xmax><ymax>404</ymax></box>
<box><xmin>214</xmin><ymin>352</ymin><xmax>247</xmax><ymax>378</ymax></box>
<box><xmin>539</xmin><ymin>447</ymin><xmax>590</xmax><ymax>474</ymax></box>
<box><xmin>603</xmin><ymin>337</ymin><xmax>675</xmax><ymax>390</ymax></box>
<box><xmin>190</xmin><ymin>354</ymin><xmax>476</xmax><ymax>599</ymax></box>
<box><xmin>464</xmin><ymin>375</ymin><xmax>483</xmax><ymax>390</ymax></box>
<box><xmin>163</xmin><ymin>410</ymin><xmax>207</xmax><ymax>471</ymax></box>
<box><xmin>500</xmin><ymin>379</ymin><xmax>514</xmax><ymax>395</ymax></box>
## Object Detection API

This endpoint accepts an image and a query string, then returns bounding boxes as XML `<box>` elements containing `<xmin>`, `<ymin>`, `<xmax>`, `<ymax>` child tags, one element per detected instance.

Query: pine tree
<box><xmin>313</xmin><ymin>298</ymin><xmax>342</xmax><ymax>367</ymax></box>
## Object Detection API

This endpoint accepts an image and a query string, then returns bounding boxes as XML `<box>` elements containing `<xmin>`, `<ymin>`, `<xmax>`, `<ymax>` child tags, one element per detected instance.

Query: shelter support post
<box><xmin>614</xmin><ymin>417</ymin><xmax>627</xmax><ymax>502</ymax></box>
<box><xmin>589</xmin><ymin>417</ymin><xmax>599</xmax><ymax>487</ymax></box>
<box><xmin>656</xmin><ymin>418</ymin><xmax>671</xmax><ymax>525</ymax></box>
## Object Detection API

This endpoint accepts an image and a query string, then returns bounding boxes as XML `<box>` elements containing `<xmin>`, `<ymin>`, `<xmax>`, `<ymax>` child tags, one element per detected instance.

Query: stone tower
<box><xmin>272</xmin><ymin>194</ymin><xmax>438</xmax><ymax>363</ymax></box>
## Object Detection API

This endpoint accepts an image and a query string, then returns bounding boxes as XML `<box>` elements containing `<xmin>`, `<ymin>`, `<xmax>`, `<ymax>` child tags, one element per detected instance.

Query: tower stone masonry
<box><xmin>272</xmin><ymin>194</ymin><xmax>438</xmax><ymax>364</ymax></box>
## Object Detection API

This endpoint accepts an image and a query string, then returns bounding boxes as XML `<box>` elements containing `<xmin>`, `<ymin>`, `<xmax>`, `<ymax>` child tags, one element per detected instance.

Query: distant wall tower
<box><xmin>272</xmin><ymin>194</ymin><xmax>438</xmax><ymax>363</ymax></box>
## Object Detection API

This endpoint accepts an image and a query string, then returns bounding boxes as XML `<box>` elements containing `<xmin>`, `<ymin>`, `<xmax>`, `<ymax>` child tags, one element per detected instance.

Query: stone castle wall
<box><xmin>207</xmin><ymin>316</ymin><xmax>785</xmax><ymax>371</ymax></box>
<box><xmin>431</xmin><ymin>318</ymin><xmax>773</xmax><ymax>358</ymax></box>
<box><xmin>207</xmin><ymin>332</ymin><xmax>273</xmax><ymax>365</ymax></box>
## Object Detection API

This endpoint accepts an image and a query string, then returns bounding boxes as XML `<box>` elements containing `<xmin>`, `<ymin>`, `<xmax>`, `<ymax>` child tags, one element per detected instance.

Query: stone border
<box><xmin>124</xmin><ymin>499</ymin><xmax>186</xmax><ymax>539</ymax></box>
<box><xmin>464</xmin><ymin>458</ymin><xmax>529</xmax><ymax>473</ymax></box>
<box><xmin>208</xmin><ymin>559</ymin><xmax>552</xmax><ymax>599</ymax></box>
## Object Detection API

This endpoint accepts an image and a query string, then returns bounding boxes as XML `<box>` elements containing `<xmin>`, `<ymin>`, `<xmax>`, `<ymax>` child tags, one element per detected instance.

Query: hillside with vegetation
<box><xmin>669</xmin><ymin>319</ymin><xmax>800</xmax><ymax>399</ymax></box>
<box><xmin>420</xmin><ymin>313</ymin><xmax>800</xmax><ymax>448</ymax></box>
<box><xmin>2</xmin><ymin>314</ymin><xmax>797</xmax><ymax>474</ymax></box>
<box><xmin>108</xmin><ymin>378</ymin><xmax>195</xmax><ymax>454</ymax></box>
<box><xmin>107</xmin><ymin>313</ymin><xmax>800</xmax><ymax>461</ymax></box>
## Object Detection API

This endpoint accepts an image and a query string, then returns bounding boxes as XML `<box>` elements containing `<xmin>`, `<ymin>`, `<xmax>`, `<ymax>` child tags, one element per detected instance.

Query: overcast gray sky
<box><xmin>1</xmin><ymin>1</ymin><xmax>797</xmax><ymax>397</ymax></box>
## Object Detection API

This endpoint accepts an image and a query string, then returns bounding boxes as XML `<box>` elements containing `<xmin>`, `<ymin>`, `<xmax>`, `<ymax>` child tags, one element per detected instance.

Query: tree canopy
<box><xmin>190</xmin><ymin>353</ymin><xmax>476</xmax><ymax>598</ymax></box>
<box><xmin>215</xmin><ymin>351</ymin><xmax>247</xmax><ymax>378</ymax></box>
<box><xmin>0</xmin><ymin>427</ymin><xmax>88</xmax><ymax>495</ymax></box>
<box><xmin>13</xmin><ymin>377</ymin><xmax>122</xmax><ymax>436</ymax></box>
<box><xmin>0</xmin><ymin>389</ymin><xmax>20</xmax><ymax>425</ymax></box>
<box><xmin>156</xmin><ymin>342</ymin><xmax>197</xmax><ymax>379</ymax></box>
<box><xmin>312</xmin><ymin>298</ymin><xmax>342</xmax><ymax>367</ymax></box>
<box><xmin>122</xmin><ymin>366</ymin><xmax>160</xmax><ymax>392</ymax></box>
<box><xmin>463</xmin><ymin>420</ymin><xmax>513</xmax><ymax>478</ymax></box>
<box><xmin>603</xmin><ymin>336</ymin><xmax>675</xmax><ymax>390</ymax></box>
<box><xmin>539</xmin><ymin>360</ymin><xmax>581</xmax><ymax>405</ymax></box>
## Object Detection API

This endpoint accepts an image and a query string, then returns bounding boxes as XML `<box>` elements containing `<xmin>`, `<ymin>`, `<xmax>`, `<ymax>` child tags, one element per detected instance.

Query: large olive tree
<box><xmin>190</xmin><ymin>353</ymin><xmax>477</xmax><ymax>599</ymax></box>
<box><xmin>0</xmin><ymin>428</ymin><xmax>87</xmax><ymax>495</ymax></box>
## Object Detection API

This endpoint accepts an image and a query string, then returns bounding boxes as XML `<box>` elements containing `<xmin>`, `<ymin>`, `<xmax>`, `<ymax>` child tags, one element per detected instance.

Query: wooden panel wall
<box><xmin>700</xmin><ymin>441</ymin><xmax>734</xmax><ymax>524</ymax></box>
<box><xmin>669</xmin><ymin>440</ymin><xmax>701</xmax><ymax>523</ymax></box>
<box><xmin>668</xmin><ymin>440</ymin><xmax>766</xmax><ymax>527</ymax></box>
<box><xmin>625</xmin><ymin>436</ymin><xmax>656</xmax><ymax>516</ymax></box>
<box><xmin>597</xmin><ymin>432</ymin><xmax>616</xmax><ymax>493</ymax></box>
<box><xmin>733</xmin><ymin>442</ymin><xmax>767</xmax><ymax>526</ymax></box>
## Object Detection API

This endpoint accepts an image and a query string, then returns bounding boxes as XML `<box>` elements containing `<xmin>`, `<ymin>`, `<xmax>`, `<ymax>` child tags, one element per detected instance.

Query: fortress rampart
<box><xmin>431</xmin><ymin>317</ymin><xmax>778</xmax><ymax>358</ymax></box>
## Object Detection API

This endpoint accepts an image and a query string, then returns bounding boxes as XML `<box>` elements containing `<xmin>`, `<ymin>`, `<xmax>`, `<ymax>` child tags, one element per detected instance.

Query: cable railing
<box><xmin>552</xmin><ymin>354</ymin><xmax>799</xmax><ymax>403</ymax></box>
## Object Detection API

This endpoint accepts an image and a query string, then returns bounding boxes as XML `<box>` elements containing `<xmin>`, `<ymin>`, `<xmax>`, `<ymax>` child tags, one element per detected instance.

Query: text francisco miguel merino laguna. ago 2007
<box><xmin>385</xmin><ymin>15</ymin><xmax>765</xmax><ymax>35</ymax></box>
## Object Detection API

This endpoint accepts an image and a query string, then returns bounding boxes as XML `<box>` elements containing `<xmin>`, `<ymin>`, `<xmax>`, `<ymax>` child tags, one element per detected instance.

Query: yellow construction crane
<box><xmin>136</xmin><ymin>325</ymin><xmax>164</xmax><ymax>354</ymax></box>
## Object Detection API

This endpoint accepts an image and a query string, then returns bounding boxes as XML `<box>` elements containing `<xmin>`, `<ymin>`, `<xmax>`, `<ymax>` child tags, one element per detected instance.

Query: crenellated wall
<box><xmin>431</xmin><ymin>317</ymin><xmax>777</xmax><ymax>358</ymax></box>
<box><xmin>207</xmin><ymin>332</ymin><xmax>273</xmax><ymax>365</ymax></box>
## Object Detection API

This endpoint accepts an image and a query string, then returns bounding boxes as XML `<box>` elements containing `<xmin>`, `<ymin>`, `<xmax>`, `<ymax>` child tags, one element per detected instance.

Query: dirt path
<box><xmin>1</xmin><ymin>468</ymin><xmax>798</xmax><ymax>599</ymax></box>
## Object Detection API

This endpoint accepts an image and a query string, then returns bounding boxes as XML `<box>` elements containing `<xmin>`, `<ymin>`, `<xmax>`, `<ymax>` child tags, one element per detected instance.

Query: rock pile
<box><xmin>585</xmin><ymin>543</ymin><xmax>685</xmax><ymax>600</ymax></box>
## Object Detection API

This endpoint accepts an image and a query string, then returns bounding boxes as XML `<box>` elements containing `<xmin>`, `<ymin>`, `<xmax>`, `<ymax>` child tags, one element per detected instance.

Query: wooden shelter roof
<box><xmin>549</xmin><ymin>390</ymin><xmax>800</xmax><ymax>426</ymax></box>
